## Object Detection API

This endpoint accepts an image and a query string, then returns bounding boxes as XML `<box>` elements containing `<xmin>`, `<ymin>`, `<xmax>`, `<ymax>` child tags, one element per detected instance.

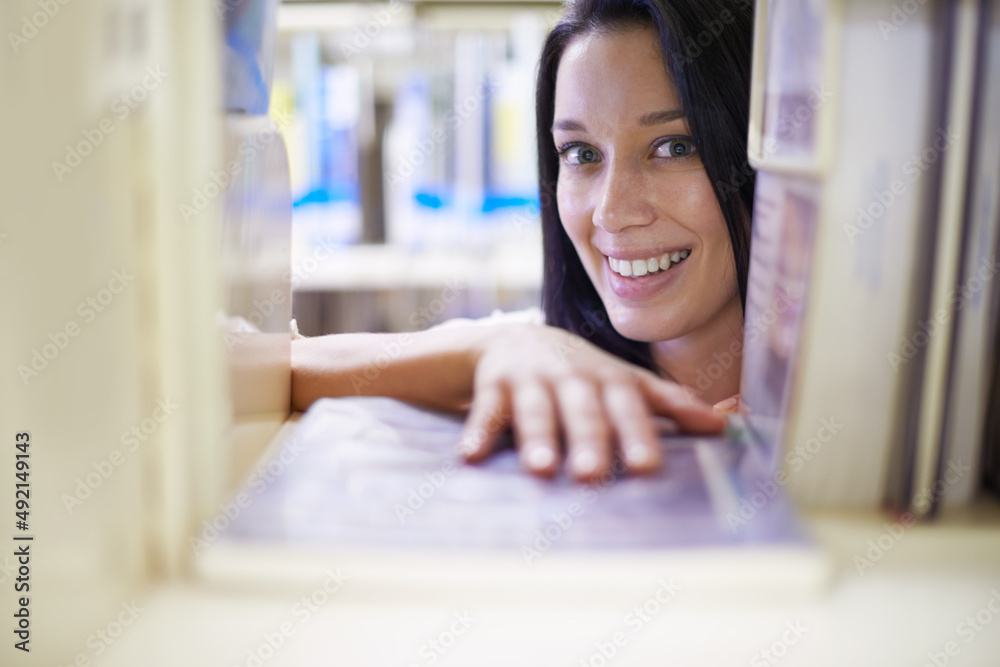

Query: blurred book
<box><xmin>289</xmin><ymin>33</ymin><xmax>365</xmax><ymax>253</ymax></box>
<box><xmin>197</xmin><ymin>397</ymin><xmax>828</xmax><ymax>591</ymax></box>
<box><xmin>223</xmin><ymin>0</ymin><xmax>279</xmax><ymax>115</ymax></box>
<box><xmin>744</xmin><ymin>0</ymin><xmax>1000</xmax><ymax>516</ymax></box>
<box><xmin>937</xmin><ymin>0</ymin><xmax>1000</xmax><ymax>508</ymax></box>
<box><xmin>223</xmin><ymin>398</ymin><xmax>806</xmax><ymax>549</ymax></box>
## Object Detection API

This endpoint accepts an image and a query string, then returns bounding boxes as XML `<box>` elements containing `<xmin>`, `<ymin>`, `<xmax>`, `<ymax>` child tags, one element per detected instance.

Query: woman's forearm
<box><xmin>290</xmin><ymin>326</ymin><xmax>497</xmax><ymax>414</ymax></box>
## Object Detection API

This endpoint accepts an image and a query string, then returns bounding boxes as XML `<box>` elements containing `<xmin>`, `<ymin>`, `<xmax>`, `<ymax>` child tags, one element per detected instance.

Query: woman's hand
<box><xmin>459</xmin><ymin>324</ymin><xmax>726</xmax><ymax>481</ymax></box>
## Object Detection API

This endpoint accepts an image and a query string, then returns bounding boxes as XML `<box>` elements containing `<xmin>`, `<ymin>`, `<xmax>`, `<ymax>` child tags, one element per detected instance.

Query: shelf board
<box><xmin>292</xmin><ymin>243</ymin><xmax>543</xmax><ymax>291</ymax></box>
<box><xmin>278</xmin><ymin>0</ymin><xmax>563</xmax><ymax>32</ymax></box>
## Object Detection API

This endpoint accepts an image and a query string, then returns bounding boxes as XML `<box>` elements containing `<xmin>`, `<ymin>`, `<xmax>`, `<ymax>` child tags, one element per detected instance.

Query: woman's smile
<box><xmin>602</xmin><ymin>247</ymin><xmax>693</xmax><ymax>300</ymax></box>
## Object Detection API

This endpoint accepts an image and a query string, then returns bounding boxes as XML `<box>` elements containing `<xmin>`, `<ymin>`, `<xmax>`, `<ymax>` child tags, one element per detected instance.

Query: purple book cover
<box><xmin>221</xmin><ymin>397</ymin><xmax>809</xmax><ymax>552</ymax></box>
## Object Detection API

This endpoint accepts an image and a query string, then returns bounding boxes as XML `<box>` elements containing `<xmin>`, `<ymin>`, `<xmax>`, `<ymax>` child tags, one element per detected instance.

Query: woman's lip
<box><xmin>605</xmin><ymin>253</ymin><xmax>689</xmax><ymax>300</ymax></box>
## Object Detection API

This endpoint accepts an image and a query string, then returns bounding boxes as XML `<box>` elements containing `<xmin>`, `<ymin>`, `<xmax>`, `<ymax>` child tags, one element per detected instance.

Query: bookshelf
<box><xmin>272</xmin><ymin>0</ymin><xmax>555</xmax><ymax>333</ymax></box>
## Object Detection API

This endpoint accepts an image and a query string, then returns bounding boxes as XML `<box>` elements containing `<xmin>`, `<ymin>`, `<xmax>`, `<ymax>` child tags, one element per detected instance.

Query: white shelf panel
<box><xmin>292</xmin><ymin>243</ymin><xmax>543</xmax><ymax>291</ymax></box>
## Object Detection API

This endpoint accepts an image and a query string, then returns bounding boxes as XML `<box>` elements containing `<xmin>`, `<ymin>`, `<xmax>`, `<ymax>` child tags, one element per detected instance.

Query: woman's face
<box><xmin>553</xmin><ymin>26</ymin><xmax>739</xmax><ymax>344</ymax></box>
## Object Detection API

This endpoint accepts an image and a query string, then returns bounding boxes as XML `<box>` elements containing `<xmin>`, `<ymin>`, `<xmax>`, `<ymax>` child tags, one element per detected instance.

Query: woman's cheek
<box><xmin>558</xmin><ymin>198</ymin><xmax>603</xmax><ymax>286</ymax></box>
<box><xmin>557</xmin><ymin>191</ymin><xmax>588</xmax><ymax>242</ymax></box>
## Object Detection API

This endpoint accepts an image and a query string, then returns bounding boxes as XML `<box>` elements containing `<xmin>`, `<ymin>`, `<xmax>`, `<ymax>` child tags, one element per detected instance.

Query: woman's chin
<box><xmin>606</xmin><ymin>313</ymin><xmax>685</xmax><ymax>344</ymax></box>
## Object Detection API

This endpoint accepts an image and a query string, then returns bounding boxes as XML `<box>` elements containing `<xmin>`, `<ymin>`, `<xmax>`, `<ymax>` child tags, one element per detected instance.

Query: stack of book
<box><xmin>742</xmin><ymin>0</ymin><xmax>1000</xmax><ymax>515</ymax></box>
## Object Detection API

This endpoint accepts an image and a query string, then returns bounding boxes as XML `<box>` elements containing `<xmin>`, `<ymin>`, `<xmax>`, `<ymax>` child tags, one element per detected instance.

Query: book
<box><xmin>196</xmin><ymin>397</ymin><xmax>829</xmax><ymax>592</ymax></box>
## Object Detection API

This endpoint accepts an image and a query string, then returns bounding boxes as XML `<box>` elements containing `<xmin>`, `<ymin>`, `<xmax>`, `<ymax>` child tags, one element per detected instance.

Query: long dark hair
<box><xmin>536</xmin><ymin>0</ymin><xmax>755</xmax><ymax>371</ymax></box>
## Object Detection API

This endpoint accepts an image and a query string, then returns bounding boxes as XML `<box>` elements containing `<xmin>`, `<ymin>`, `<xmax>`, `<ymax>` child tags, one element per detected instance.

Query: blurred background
<box><xmin>273</xmin><ymin>0</ymin><xmax>553</xmax><ymax>335</ymax></box>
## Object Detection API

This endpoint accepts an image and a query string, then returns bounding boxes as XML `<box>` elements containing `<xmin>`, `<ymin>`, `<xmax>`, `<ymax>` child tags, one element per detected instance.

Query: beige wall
<box><xmin>0</xmin><ymin>0</ymin><xmax>263</xmax><ymax>663</ymax></box>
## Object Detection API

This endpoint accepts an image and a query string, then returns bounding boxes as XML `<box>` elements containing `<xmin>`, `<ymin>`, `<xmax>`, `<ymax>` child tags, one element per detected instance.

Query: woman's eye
<box><xmin>562</xmin><ymin>144</ymin><xmax>601</xmax><ymax>165</ymax></box>
<box><xmin>654</xmin><ymin>138</ymin><xmax>697</xmax><ymax>159</ymax></box>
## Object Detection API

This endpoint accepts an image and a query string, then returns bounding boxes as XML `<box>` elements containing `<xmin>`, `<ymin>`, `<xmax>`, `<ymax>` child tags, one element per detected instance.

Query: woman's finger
<box><xmin>459</xmin><ymin>381</ymin><xmax>511</xmax><ymax>462</ymax></box>
<box><xmin>638</xmin><ymin>375</ymin><xmax>726</xmax><ymax>434</ymax></box>
<box><xmin>553</xmin><ymin>377</ymin><xmax>612</xmax><ymax>481</ymax></box>
<box><xmin>603</xmin><ymin>381</ymin><xmax>662</xmax><ymax>474</ymax></box>
<box><xmin>511</xmin><ymin>380</ymin><xmax>561</xmax><ymax>477</ymax></box>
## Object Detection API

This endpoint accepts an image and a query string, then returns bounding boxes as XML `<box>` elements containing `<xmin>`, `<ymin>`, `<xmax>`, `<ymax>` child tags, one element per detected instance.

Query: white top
<box><xmin>427</xmin><ymin>306</ymin><xmax>546</xmax><ymax>331</ymax></box>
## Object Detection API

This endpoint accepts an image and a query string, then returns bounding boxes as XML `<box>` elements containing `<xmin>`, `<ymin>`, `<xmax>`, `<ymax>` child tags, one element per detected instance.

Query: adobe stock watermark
<box><xmin>750</xmin><ymin>620</ymin><xmax>809</xmax><ymax>666</ymax></box>
<box><xmin>521</xmin><ymin>458</ymin><xmax>626</xmax><ymax>565</ymax></box>
<box><xmin>53</xmin><ymin>600</ymin><xmax>145</xmax><ymax>667</ymax></box>
<box><xmin>0</xmin><ymin>555</ymin><xmax>18</xmax><ymax>586</ymax></box>
<box><xmin>233</xmin><ymin>568</ymin><xmax>351</xmax><ymax>667</ymax></box>
<box><xmin>385</xmin><ymin>78</ymin><xmax>497</xmax><ymax>192</ymax></box>
<box><xmin>393</xmin><ymin>460</ymin><xmax>458</xmax><ymax>524</ymax></box>
<box><xmin>505</xmin><ymin>203</ymin><xmax>542</xmax><ymax>238</ymax></box>
<box><xmin>346</xmin><ymin>279</ymin><xmax>466</xmax><ymax>395</ymax></box>
<box><xmin>227</xmin><ymin>237</ymin><xmax>344</xmax><ymax>352</ymax></box>
<box><xmin>224</xmin><ymin>288</ymin><xmax>290</xmax><ymax>352</ymax></box>
<box><xmin>719</xmin><ymin>84</ymin><xmax>833</xmax><ymax>201</ymax></box>
<box><xmin>405</xmin><ymin>611</ymin><xmax>477</xmax><ymax>667</ymax></box>
<box><xmin>339</xmin><ymin>0</ymin><xmax>408</xmax><ymax>59</ymax></box>
<box><xmin>843</xmin><ymin>127</ymin><xmax>959</xmax><ymax>244</ymax></box>
<box><xmin>51</xmin><ymin>66</ymin><xmax>169</xmax><ymax>182</ymax></box>
<box><xmin>878</xmin><ymin>0</ymin><xmax>931</xmax><ymax>40</ymax></box>
<box><xmin>409</xmin><ymin>277</ymin><xmax>467</xmax><ymax>330</ymax></box>
<box><xmin>61</xmin><ymin>398</ymin><xmax>180</xmax><ymax>514</ymax></box>
<box><xmin>887</xmin><ymin>255</ymin><xmax>999</xmax><ymax>372</ymax></box>
<box><xmin>285</xmin><ymin>238</ymin><xmax>340</xmax><ymax>291</ymax></box>
<box><xmin>491</xmin><ymin>177</ymin><xmax>552</xmax><ymax>240</ymax></box>
<box><xmin>727</xmin><ymin>416</ymin><xmax>844</xmax><ymax>532</ymax></box>
<box><xmin>179</xmin><ymin>109</ymin><xmax>294</xmax><ymax>223</ymax></box>
<box><xmin>17</xmin><ymin>268</ymin><xmax>134</xmax><ymax>386</ymax></box>
<box><xmin>397</xmin><ymin>402</ymin><xmax>513</xmax><ymax>523</ymax></box>
<box><xmin>213</xmin><ymin>0</ymin><xmax>242</xmax><ymax>19</ymax></box>
<box><xmin>455</xmin><ymin>402</ymin><xmax>511</xmax><ymax>459</ymax></box>
<box><xmin>189</xmin><ymin>436</ymin><xmax>306</xmax><ymax>554</ymax></box>
<box><xmin>576</xmin><ymin>578</ymin><xmax>682</xmax><ymax>667</ymax></box>
<box><xmin>916</xmin><ymin>589</ymin><xmax>1000</xmax><ymax>667</ymax></box>
<box><xmin>692</xmin><ymin>288</ymin><xmax>802</xmax><ymax>398</ymax></box>
<box><xmin>7</xmin><ymin>0</ymin><xmax>74</xmax><ymax>55</ymax></box>
<box><xmin>853</xmin><ymin>458</ymin><xmax>969</xmax><ymax>575</ymax></box>
<box><xmin>553</xmin><ymin>310</ymin><xmax>610</xmax><ymax>362</ymax></box>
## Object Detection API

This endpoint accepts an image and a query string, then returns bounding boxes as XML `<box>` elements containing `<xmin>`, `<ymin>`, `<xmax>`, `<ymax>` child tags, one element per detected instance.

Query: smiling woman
<box><xmin>292</xmin><ymin>0</ymin><xmax>755</xmax><ymax>482</ymax></box>
<box><xmin>537</xmin><ymin>0</ymin><xmax>754</xmax><ymax>379</ymax></box>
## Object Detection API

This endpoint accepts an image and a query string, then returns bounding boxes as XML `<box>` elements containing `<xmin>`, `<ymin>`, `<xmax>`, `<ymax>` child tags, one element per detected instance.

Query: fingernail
<box><xmin>713</xmin><ymin>397</ymin><xmax>740</xmax><ymax>416</ymax></box>
<box><xmin>625</xmin><ymin>446</ymin><xmax>649</xmax><ymax>466</ymax></box>
<box><xmin>572</xmin><ymin>450</ymin><xmax>598</xmax><ymax>475</ymax></box>
<box><xmin>456</xmin><ymin>431</ymin><xmax>481</xmax><ymax>457</ymax></box>
<box><xmin>526</xmin><ymin>447</ymin><xmax>555</xmax><ymax>469</ymax></box>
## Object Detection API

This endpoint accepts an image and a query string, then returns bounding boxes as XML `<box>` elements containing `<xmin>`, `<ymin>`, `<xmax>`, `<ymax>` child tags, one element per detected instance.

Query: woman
<box><xmin>293</xmin><ymin>0</ymin><xmax>754</xmax><ymax>482</ymax></box>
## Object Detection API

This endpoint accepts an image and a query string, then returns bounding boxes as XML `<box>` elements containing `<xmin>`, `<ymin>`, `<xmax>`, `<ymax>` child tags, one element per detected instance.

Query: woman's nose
<box><xmin>592</xmin><ymin>161</ymin><xmax>656</xmax><ymax>233</ymax></box>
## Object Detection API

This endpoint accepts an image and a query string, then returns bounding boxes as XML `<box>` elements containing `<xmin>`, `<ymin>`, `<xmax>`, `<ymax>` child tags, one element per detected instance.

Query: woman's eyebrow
<box><xmin>552</xmin><ymin>119</ymin><xmax>586</xmax><ymax>132</ymax></box>
<box><xmin>552</xmin><ymin>109</ymin><xmax>686</xmax><ymax>133</ymax></box>
<box><xmin>638</xmin><ymin>109</ymin><xmax>685</xmax><ymax>126</ymax></box>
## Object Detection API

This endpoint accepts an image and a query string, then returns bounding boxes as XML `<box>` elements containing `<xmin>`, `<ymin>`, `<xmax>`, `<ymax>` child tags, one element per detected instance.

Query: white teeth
<box><xmin>608</xmin><ymin>249</ymin><xmax>691</xmax><ymax>278</ymax></box>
